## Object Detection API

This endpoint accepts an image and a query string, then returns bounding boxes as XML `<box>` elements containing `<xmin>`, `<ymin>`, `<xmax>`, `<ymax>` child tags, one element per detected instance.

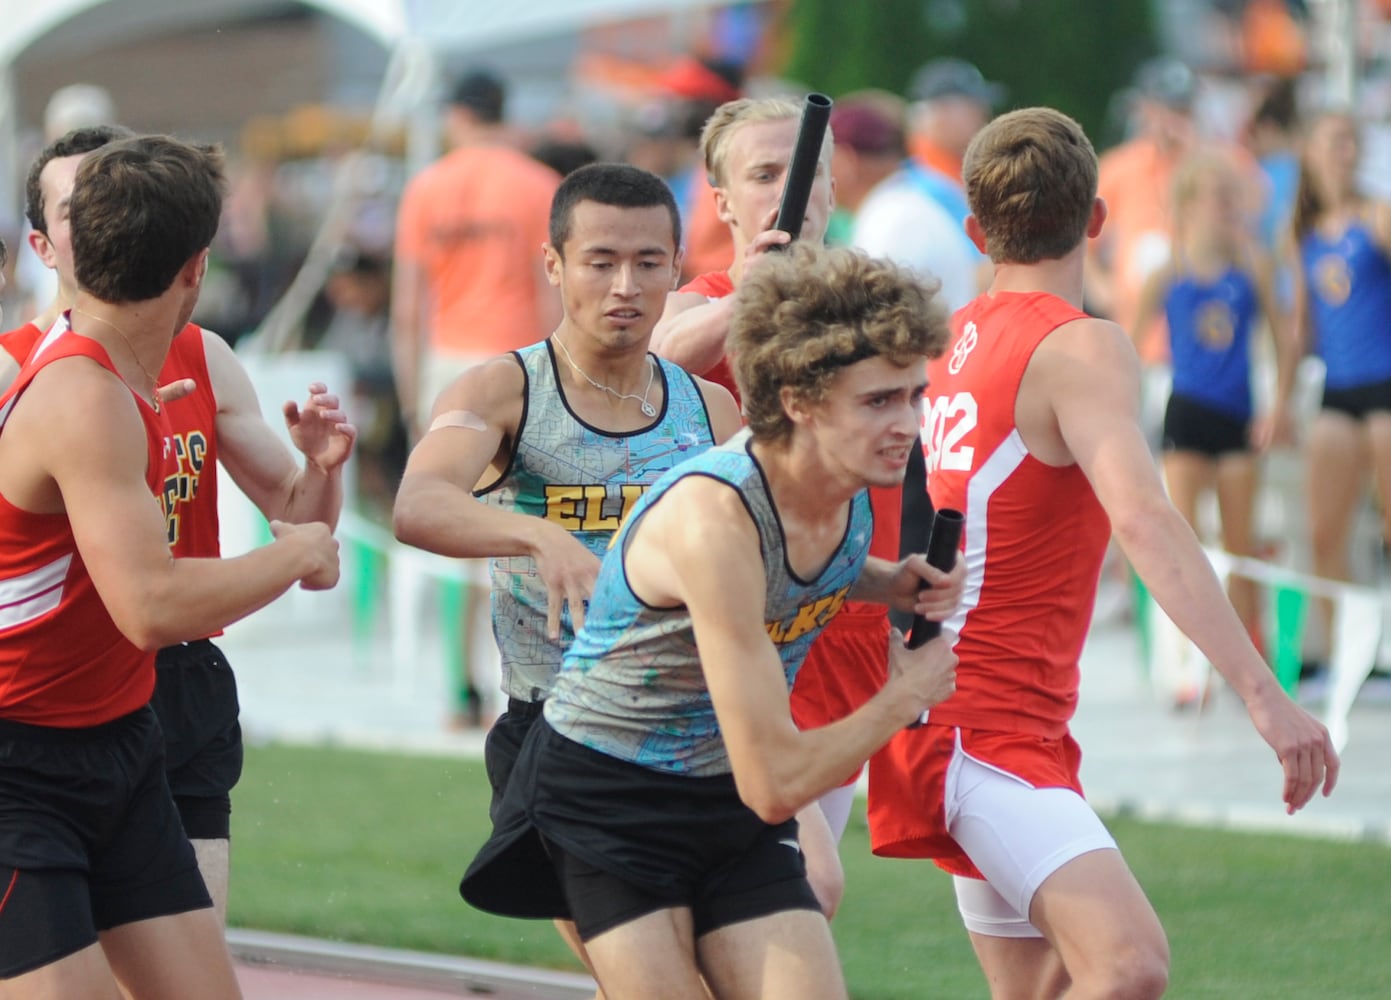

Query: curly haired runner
<box><xmin>461</xmin><ymin>243</ymin><xmax>963</xmax><ymax>1000</ymax></box>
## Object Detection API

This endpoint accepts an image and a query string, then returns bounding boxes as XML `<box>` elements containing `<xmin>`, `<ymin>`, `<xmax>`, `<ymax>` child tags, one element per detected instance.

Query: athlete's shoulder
<box><xmin>644</xmin><ymin>463</ymin><xmax>757</xmax><ymax>545</ymax></box>
<box><xmin>430</xmin><ymin>351</ymin><xmax>527</xmax><ymax>429</ymax></box>
<box><xmin>1031</xmin><ymin>314</ymin><xmax>1136</xmax><ymax>375</ymax></box>
<box><xmin>0</xmin><ymin>322</ymin><xmax>41</xmax><ymax>364</ymax></box>
<box><xmin>678</xmin><ymin>271</ymin><xmax>735</xmax><ymax>298</ymax></box>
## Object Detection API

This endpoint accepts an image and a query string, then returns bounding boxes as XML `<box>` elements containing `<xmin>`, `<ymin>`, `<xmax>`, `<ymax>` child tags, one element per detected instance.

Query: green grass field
<box><xmin>230</xmin><ymin>742</ymin><xmax>1391</xmax><ymax>999</ymax></box>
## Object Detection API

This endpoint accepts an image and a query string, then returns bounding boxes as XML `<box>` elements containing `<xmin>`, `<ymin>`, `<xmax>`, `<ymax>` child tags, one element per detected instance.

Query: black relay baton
<box><xmin>772</xmin><ymin>93</ymin><xmax>833</xmax><ymax>242</ymax></box>
<box><xmin>906</xmin><ymin>508</ymin><xmax>963</xmax><ymax>729</ymax></box>
<box><xmin>907</xmin><ymin>508</ymin><xmax>964</xmax><ymax>649</ymax></box>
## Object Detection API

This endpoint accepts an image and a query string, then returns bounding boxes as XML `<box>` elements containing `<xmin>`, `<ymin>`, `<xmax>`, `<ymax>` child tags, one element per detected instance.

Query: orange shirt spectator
<box><xmin>680</xmin><ymin>171</ymin><xmax>734</xmax><ymax>281</ymax></box>
<box><xmin>1097</xmin><ymin>135</ymin><xmax>1186</xmax><ymax>362</ymax></box>
<box><xmin>395</xmin><ymin>144</ymin><xmax>557</xmax><ymax>357</ymax></box>
<box><xmin>1093</xmin><ymin>59</ymin><xmax>1264</xmax><ymax>363</ymax></box>
<box><xmin>391</xmin><ymin>70</ymin><xmax>560</xmax><ymax>432</ymax></box>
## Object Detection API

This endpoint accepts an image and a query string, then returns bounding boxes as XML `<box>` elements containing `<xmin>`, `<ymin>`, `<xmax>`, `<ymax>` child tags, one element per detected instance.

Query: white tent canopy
<box><xmin>0</xmin><ymin>0</ymin><xmax>739</xmax><ymax>224</ymax></box>
<box><xmin>0</xmin><ymin>0</ymin><xmax>735</xmax><ymax>66</ymax></box>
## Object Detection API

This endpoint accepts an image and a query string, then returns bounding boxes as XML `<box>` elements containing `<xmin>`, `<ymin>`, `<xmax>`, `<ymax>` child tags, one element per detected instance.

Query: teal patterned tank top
<box><xmin>544</xmin><ymin>428</ymin><xmax>874</xmax><ymax>776</ymax></box>
<box><xmin>478</xmin><ymin>340</ymin><xmax>715</xmax><ymax>701</ymax></box>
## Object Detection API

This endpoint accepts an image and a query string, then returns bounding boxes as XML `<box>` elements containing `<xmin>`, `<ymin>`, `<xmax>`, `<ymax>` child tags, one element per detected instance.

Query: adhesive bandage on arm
<box><xmin>427</xmin><ymin>410</ymin><xmax>488</xmax><ymax>434</ymax></box>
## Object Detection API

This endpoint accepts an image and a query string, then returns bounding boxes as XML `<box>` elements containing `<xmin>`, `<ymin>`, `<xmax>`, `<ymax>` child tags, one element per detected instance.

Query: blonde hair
<box><xmin>730</xmin><ymin>243</ymin><xmax>951</xmax><ymax>444</ymax></box>
<box><xmin>962</xmin><ymin>107</ymin><xmax>1097</xmax><ymax>264</ymax></box>
<box><xmin>1171</xmin><ymin>147</ymin><xmax>1239</xmax><ymax>213</ymax></box>
<box><xmin>700</xmin><ymin>96</ymin><xmax>833</xmax><ymax>187</ymax></box>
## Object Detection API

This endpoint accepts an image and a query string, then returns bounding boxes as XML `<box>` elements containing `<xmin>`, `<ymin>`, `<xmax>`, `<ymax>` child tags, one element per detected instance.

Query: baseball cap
<box><xmin>449</xmin><ymin>70</ymin><xmax>505</xmax><ymax>121</ymax></box>
<box><xmin>830</xmin><ymin>103</ymin><xmax>904</xmax><ymax>157</ymax></box>
<box><xmin>909</xmin><ymin>58</ymin><xmax>1005</xmax><ymax>107</ymax></box>
<box><xmin>1133</xmin><ymin>57</ymin><xmax>1196</xmax><ymax>110</ymax></box>
<box><xmin>656</xmin><ymin>56</ymin><xmax>743</xmax><ymax>105</ymax></box>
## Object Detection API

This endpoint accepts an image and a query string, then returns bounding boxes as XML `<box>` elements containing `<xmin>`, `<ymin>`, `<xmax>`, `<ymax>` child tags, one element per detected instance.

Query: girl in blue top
<box><xmin>1290</xmin><ymin>110</ymin><xmax>1391</xmax><ymax>638</ymax></box>
<box><xmin>1135</xmin><ymin>148</ymin><xmax>1293</xmax><ymax>674</ymax></box>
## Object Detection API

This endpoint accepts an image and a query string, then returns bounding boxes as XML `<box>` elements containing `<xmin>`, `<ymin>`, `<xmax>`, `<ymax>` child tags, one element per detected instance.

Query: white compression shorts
<box><xmin>816</xmin><ymin>783</ymin><xmax>858</xmax><ymax>844</ymax></box>
<box><xmin>945</xmin><ymin>733</ymin><xmax>1117</xmax><ymax>938</ymax></box>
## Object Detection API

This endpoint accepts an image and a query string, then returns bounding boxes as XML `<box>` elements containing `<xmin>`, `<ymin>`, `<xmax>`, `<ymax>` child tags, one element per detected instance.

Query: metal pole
<box><xmin>1310</xmin><ymin>0</ymin><xmax>1358</xmax><ymax>106</ymax></box>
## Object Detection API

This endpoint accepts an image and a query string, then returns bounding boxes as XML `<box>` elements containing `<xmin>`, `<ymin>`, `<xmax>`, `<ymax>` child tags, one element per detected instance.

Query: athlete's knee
<box><xmin>1074</xmin><ymin>940</ymin><xmax>1169</xmax><ymax>1000</ymax></box>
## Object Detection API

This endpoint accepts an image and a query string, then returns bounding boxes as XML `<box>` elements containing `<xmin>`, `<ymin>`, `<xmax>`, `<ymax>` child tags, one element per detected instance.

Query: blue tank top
<box><xmin>1300</xmin><ymin>222</ymin><xmax>1391</xmax><ymax>389</ymax></box>
<box><xmin>543</xmin><ymin>429</ymin><xmax>874</xmax><ymax>776</ymax></box>
<box><xmin>1164</xmin><ymin>266</ymin><xmax>1259</xmax><ymax>421</ymax></box>
<box><xmin>478</xmin><ymin>340</ymin><xmax>715</xmax><ymax>702</ymax></box>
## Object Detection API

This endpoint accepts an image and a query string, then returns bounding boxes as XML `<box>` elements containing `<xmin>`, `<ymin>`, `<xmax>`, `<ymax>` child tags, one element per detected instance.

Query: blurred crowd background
<box><xmin>0</xmin><ymin>0</ymin><xmax>1387</xmax><ymax>604</ymax></box>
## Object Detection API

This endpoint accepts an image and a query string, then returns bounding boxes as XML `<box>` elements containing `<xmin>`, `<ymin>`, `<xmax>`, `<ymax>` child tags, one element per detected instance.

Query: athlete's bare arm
<box><xmin>651</xmin><ymin>224</ymin><xmax>790</xmax><ymax>374</ymax></box>
<box><xmin>1286</xmin><ymin>233</ymin><xmax>1314</xmax><ymax>361</ymax></box>
<box><xmin>1369</xmin><ymin>199</ymin><xmax>1391</xmax><ymax>257</ymax></box>
<box><xmin>0</xmin><ymin>361</ymin><xmax>338</xmax><ymax>649</ymax></box>
<box><xmin>849</xmin><ymin>553</ymin><xmax>963</xmax><ymax>621</ymax></box>
<box><xmin>390</xmin><ymin>255</ymin><xmax>431</xmax><ymax>432</ymax></box>
<box><xmin>1130</xmin><ymin>263</ymin><xmax>1172</xmax><ymax>350</ymax></box>
<box><xmin>650</xmin><ymin>291</ymin><xmax>732</xmax><ymax>375</ymax></box>
<box><xmin>202</xmin><ymin>330</ymin><xmax>355</xmax><ymax>529</ymax></box>
<box><xmin>392</xmin><ymin>354</ymin><xmax>600</xmax><ymax>638</ymax></box>
<box><xmin>691</xmin><ymin>374</ymin><xmax>742</xmax><ymax>443</ymax></box>
<box><xmin>1250</xmin><ymin>250</ymin><xmax>1296</xmax><ymax>450</ymax></box>
<box><xmin>1022</xmin><ymin>316</ymin><xmax>1339</xmax><ymax>812</ymax></box>
<box><xmin>625</xmin><ymin>475</ymin><xmax>956</xmax><ymax>823</ymax></box>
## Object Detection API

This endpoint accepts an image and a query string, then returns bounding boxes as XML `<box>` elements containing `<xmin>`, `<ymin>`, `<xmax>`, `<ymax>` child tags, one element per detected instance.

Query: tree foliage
<box><xmin>780</xmin><ymin>0</ymin><xmax>1159</xmax><ymax>149</ymax></box>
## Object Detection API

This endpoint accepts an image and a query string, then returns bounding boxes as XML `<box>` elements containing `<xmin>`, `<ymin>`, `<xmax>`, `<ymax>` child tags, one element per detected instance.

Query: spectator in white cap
<box><xmin>16</xmin><ymin>85</ymin><xmax>121</xmax><ymax>323</ymax></box>
<box><xmin>43</xmin><ymin>83</ymin><xmax>118</xmax><ymax>142</ymax></box>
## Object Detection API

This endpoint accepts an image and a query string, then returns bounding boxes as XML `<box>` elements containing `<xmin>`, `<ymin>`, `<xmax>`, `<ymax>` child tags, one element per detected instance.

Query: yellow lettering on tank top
<box><xmin>162</xmin><ymin>429</ymin><xmax>210</xmax><ymax>545</ymax></box>
<box><xmin>579</xmin><ymin>484</ymin><xmax>620</xmax><ymax>531</ymax></box>
<box><xmin>764</xmin><ymin>585</ymin><xmax>851</xmax><ymax>645</ymax></box>
<box><xmin>546</xmin><ymin>483</ymin><xmax>653</xmax><ymax>533</ymax></box>
<box><xmin>545</xmin><ymin>485</ymin><xmax>585</xmax><ymax>529</ymax></box>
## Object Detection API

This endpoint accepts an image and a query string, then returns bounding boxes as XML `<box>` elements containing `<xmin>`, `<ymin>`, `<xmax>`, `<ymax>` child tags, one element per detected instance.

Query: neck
<box><xmin>1316</xmin><ymin>180</ymin><xmax>1359</xmax><ymax>213</ymax></box>
<box><xmin>987</xmin><ymin>245</ymin><xmax>1087</xmax><ymax>308</ymax></box>
<box><xmin>552</xmin><ymin>328</ymin><xmax>654</xmax><ymax>395</ymax></box>
<box><xmin>70</xmin><ymin>296</ymin><xmax>174</xmax><ymax>402</ymax></box>
<box><xmin>33</xmin><ymin>278</ymin><xmax>80</xmax><ymax>333</ymax></box>
<box><xmin>729</xmin><ymin>240</ymin><xmax>750</xmax><ymax>286</ymax></box>
<box><xmin>1181</xmin><ymin>234</ymin><xmax>1235</xmax><ymax>272</ymax></box>
<box><xmin>450</xmin><ymin>122</ymin><xmax>506</xmax><ymax>151</ymax></box>
<box><xmin>750</xmin><ymin>435</ymin><xmax>858</xmax><ymax>522</ymax></box>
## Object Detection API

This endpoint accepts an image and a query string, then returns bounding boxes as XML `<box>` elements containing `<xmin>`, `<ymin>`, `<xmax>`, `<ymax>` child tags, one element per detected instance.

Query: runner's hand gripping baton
<box><xmin>772</xmin><ymin>93</ymin><xmax>833</xmax><ymax>242</ymax></box>
<box><xmin>907</xmin><ymin>507</ymin><xmax>964</xmax><ymax>728</ymax></box>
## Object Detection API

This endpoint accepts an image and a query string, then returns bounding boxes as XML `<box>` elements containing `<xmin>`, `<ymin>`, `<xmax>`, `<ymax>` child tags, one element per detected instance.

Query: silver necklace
<box><xmin>71</xmin><ymin>306</ymin><xmax>161</xmax><ymax>412</ymax></box>
<box><xmin>553</xmin><ymin>336</ymin><xmax>657</xmax><ymax>417</ymax></box>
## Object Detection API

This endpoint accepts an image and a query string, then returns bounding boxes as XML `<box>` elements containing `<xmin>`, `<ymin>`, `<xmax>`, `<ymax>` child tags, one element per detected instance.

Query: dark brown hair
<box><xmin>24</xmin><ymin>124</ymin><xmax>135</xmax><ymax>234</ymax></box>
<box><xmin>70</xmin><ymin>135</ymin><xmax>227</xmax><ymax>303</ymax></box>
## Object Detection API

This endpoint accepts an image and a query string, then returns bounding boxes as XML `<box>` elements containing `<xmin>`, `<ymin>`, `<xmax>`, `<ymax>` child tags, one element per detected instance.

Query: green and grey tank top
<box><xmin>477</xmin><ymin>339</ymin><xmax>715</xmax><ymax>701</ymax></box>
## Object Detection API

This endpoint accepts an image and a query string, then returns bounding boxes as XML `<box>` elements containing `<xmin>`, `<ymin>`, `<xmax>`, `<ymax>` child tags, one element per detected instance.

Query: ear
<box><xmin>184</xmin><ymin>248</ymin><xmax>210</xmax><ymax>287</ymax></box>
<box><xmin>1087</xmin><ymin>197</ymin><xmax>1108</xmax><ymax>239</ymax></box>
<box><xmin>963</xmin><ymin>215</ymin><xmax>988</xmax><ymax>255</ymax></box>
<box><xmin>542</xmin><ymin>243</ymin><xmax>563</xmax><ymax>287</ymax></box>
<box><xmin>779</xmin><ymin>384</ymin><xmax>814</xmax><ymax>428</ymax></box>
<box><xmin>671</xmin><ymin>246</ymin><xmax>686</xmax><ymax>289</ymax></box>
<box><xmin>28</xmin><ymin>229</ymin><xmax>57</xmax><ymax>270</ymax></box>
<box><xmin>712</xmin><ymin>185</ymin><xmax>735</xmax><ymax>227</ymax></box>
